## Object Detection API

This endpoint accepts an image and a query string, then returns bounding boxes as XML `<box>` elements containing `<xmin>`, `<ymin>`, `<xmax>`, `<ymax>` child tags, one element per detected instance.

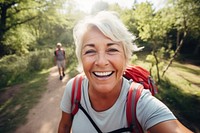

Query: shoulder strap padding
<box><xmin>71</xmin><ymin>74</ymin><xmax>83</xmax><ymax>115</ymax></box>
<box><xmin>126</xmin><ymin>82</ymin><xmax>144</xmax><ymax>133</ymax></box>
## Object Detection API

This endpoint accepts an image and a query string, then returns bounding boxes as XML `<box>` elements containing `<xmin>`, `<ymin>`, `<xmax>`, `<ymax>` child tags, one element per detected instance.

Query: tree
<box><xmin>29</xmin><ymin>2</ymin><xmax>77</xmax><ymax>47</ymax></box>
<box><xmin>0</xmin><ymin>0</ymin><xmax>67</xmax><ymax>56</ymax></box>
<box><xmin>132</xmin><ymin>2</ymin><xmax>172</xmax><ymax>82</ymax></box>
<box><xmin>162</xmin><ymin>0</ymin><xmax>200</xmax><ymax>76</ymax></box>
<box><xmin>0</xmin><ymin>0</ymin><xmax>40</xmax><ymax>55</ymax></box>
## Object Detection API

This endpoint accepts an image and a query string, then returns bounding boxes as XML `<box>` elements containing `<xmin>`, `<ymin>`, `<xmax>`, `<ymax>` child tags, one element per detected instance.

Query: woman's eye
<box><xmin>84</xmin><ymin>50</ymin><xmax>96</xmax><ymax>55</ymax></box>
<box><xmin>107</xmin><ymin>48</ymin><xmax>119</xmax><ymax>53</ymax></box>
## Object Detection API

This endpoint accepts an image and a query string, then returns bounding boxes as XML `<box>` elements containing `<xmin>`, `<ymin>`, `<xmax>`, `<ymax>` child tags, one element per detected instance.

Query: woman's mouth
<box><xmin>93</xmin><ymin>71</ymin><xmax>114</xmax><ymax>77</ymax></box>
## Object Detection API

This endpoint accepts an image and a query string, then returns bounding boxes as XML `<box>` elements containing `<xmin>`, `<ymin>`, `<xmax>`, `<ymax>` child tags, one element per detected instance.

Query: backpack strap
<box><xmin>78</xmin><ymin>102</ymin><xmax>103</xmax><ymax>133</ymax></box>
<box><xmin>126</xmin><ymin>81</ymin><xmax>144</xmax><ymax>133</ymax></box>
<box><xmin>55</xmin><ymin>49</ymin><xmax>65</xmax><ymax>56</ymax></box>
<box><xmin>71</xmin><ymin>74</ymin><xmax>83</xmax><ymax>115</ymax></box>
<box><xmin>70</xmin><ymin>74</ymin><xmax>103</xmax><ymax>133</ymax></box>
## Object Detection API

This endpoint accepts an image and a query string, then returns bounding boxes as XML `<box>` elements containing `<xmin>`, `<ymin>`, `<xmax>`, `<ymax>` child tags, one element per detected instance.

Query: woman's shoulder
<box><xmin>137</xmin><ymin>89</ymin><xmax>176</xmax><ymax>130</ymax></box>
<box><xmin>65</xmin><ymin>75</ymin><xmax>88</xmax><ymax>93</ymax></box>
<box><xmin>66</xmin><ymin>77</ymin><xmax>75</xmax><ymax>86</ymax></box>
<box><xmin>64</xmin><ymin>77</ymin><xmax>76</xmax><ymax>94</ymax></box>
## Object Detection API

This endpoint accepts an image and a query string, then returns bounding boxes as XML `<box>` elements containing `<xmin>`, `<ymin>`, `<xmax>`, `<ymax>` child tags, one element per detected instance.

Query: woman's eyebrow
<box><xmin>107</xmin><ymin>42</ymin><xmax>121</xmax><ymax>46</ymax></box>
<box><xmin>83</xmin><ymin>43</ymin><xmax>95</xmax><ymax>48</ymax></box>
<box><xmin>82</xmin><ymin>42</ymin><xmax>121</xmax><ymax>48</ymax></box>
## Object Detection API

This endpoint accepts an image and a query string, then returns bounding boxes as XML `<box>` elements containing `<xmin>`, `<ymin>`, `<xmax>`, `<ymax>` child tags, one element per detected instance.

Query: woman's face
<box><xmin>81</xmin><ymin>27</ymin><xmax>126</xmax><ymax>94</ymax></box>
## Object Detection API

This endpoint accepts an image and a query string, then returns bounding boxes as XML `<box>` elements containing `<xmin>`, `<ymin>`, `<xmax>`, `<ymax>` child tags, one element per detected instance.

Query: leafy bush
<box><xmin>0</xmin><ymin>49</ymin><xmax>53</xmax><ymax>89</ymax></box>
<box><xmin>65</xmin><ymin>46</ymin><xmax>78</xmax><ymax>74</ymax></box>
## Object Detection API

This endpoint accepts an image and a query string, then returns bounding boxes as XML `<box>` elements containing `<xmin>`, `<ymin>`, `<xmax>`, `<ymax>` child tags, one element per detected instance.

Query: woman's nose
<box><xmin>95</xmin><ymin>53</ymin><xmax>109</xmax><ymax>66</ymax></box>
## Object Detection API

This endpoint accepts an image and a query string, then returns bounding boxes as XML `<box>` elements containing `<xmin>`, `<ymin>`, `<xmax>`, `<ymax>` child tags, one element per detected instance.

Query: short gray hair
<box><xmin>73</xmin><ymin>11</ymin><xmax>136</xmax><ymax>72</ymax></box>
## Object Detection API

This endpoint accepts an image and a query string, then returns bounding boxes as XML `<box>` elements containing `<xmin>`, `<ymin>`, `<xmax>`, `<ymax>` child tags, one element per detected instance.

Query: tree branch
<box><xmin>5</xmin><ymin>16</ymin><xmax>38</xmax><ymax>31</ymax></box>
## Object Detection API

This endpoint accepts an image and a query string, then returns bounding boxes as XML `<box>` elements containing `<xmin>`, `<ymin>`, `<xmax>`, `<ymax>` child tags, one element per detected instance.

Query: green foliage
<box><xmin>27</xmin><ymin>49</ymin><xmax>53</xmax><ymax>72</ymax></box>
<box><xmin>32</xmin><ymin>9</ymin><xmax>75</xmax><ymax>46</ymax></box>
<box><xmin>65</xmin><ymin>45</ymin><xmax>79</xmax><ymax>77</ymax></box>
<box><xmin>132</xmin><ymin>2</ymin><xmax>172</xmax><ymax>46</ymax></box>
<box><xmin>146</xmin><ymin>54</ymin><xmax>155</xmax><ymax>63</ymax></box>
<box><xmin>0</xmin><ymin>55</ymin><xmax>27</xmax><ymax>87</ymax></box>
<box><xmin>0</xmin><ymin>49</ymin><xmax>53</xmax><ymax>89</ymax></box>
<box><xmin>145</xmin><ymin>47</ymin><xmax>175</xmax><ymax>80</ymax></box>
<box><xmin>171</xmin><ymin>0</ymin><xmax>200</xmax><ymax>33</ymax></box>
<box><xmin>133</xmin><ymin>2</ymin><xmax>154</xmax><ymax>41</ymax></box>
<box><xmin>121</xmin><ymin>9</ymin><xmax>139</xmax><ymax>37</ymax></box>
<box><xmin>130</xmin><ymin>54</ymin><xmax>138</xmax><ymax>64</ymax></box>
<box><xmin>0</xmin><ymin>0</ymin><xmax>73</xmax><ymax>56</ymax></box>
<box><xmin>2</xmin><ymin>26</ymin><xmax>36</xmax><ymax>55</ymax></box>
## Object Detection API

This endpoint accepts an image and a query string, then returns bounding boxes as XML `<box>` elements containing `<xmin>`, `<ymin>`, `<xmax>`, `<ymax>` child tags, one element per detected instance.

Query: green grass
<box><xmin>161</xmin><ymin>62</ymin><xmax>200</xmax><ymax>132</ymax></box>
<box><xmin>166</xmin><ymin>62</ymin><xmax>200</xmax><ymax>95</ymax></box>
<box><xmin>157</xmin><ymin>79</ymin><xmax>200</xmax><ymax>132</ymax></box>
<box><xmin>0</xmin><ymin>49</ymin><xmax>54</xmax><ymax>89</ymax></box>
<box><xmin>0</xmin><ymin>69</ymin><xmax>50</xmax><ymax>133</ymax></box>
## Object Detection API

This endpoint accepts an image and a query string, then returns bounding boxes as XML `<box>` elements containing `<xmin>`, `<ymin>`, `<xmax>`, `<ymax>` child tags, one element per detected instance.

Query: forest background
<box><xmin>0</xmin><ymin>0</ymin><xmax>200</xmax><ymax>132</ymax></box>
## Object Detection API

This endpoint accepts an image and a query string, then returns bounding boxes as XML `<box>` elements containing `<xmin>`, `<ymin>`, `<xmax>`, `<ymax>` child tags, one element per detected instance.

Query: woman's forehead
<box><xmin>83</xmin><ymin>27</ymin><xmax>109</xmax><ymax>42</ymax></box>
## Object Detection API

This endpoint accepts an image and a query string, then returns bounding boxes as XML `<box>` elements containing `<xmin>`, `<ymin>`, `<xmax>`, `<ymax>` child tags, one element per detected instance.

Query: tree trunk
<box><xmin>176</xmin><ymin>31</ymin><xmax>180</xmax><ymax>48</ymax></box>
<box><xmin>152</xmin><ymin>50</ymin><xmax>160</xmax><ymax>82</ymax></box>
<box><xmin>162</xmin><ymin>31</ymin><xmax>187</xmax><ymax>77</ymax></box>
<box><xmin>193</xmin><ymin>42</ymin><xmax>200</xmax><ymax>55</ymax></box>
<box><xmin>0</xmin><ymin>4</ymin><xmax>7</xmax><ymax>40</ymax></box>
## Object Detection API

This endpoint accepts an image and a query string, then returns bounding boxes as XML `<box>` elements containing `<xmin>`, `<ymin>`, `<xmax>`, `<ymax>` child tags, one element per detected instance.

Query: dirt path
<box><xmin>15</xmin><ymin>66</ymin><xmax>69</xmax><ymax>133</ymax></box>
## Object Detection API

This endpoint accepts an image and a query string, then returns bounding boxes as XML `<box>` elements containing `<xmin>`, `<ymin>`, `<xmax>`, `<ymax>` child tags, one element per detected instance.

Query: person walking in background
<box><xmin>58</xmin><ymin>11</ymin><xmax>193</xmax><ymax>133</ymax></box>
<box><xmin>54</xmin><ymin>43</ymin><xmax>66</xmax><ymax>80</ymax></box>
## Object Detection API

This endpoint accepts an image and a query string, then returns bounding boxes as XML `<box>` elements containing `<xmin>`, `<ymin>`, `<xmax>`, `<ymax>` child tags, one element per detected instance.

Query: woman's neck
<box><xmin>88</xmin><ymin>79</ymin><xmax>123</xmax><ymax>112</ymax></box>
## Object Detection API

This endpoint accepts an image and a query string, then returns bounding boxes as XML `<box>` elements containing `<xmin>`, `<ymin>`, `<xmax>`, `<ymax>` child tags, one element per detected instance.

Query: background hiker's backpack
<box><xmin>55</xmin><ymin>48</ymin><xmax>65</xmax><ymax>56</ymax></box>
<box><xmin>70</xmin><ymin>65</ymin><xmax>158</xmax><ymax>133</ymax></box>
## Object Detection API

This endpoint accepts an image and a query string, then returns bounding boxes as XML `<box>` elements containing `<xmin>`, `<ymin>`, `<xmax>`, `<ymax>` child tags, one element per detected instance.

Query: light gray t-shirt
<box><xmin>60</xmin><ymin>77</ymin><xmax>176</xmax><ymax>133</ymax></box>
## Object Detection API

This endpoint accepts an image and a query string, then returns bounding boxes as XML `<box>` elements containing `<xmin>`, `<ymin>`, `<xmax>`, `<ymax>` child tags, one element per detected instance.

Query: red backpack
<box><xmin>124</xmin><ymin>65</ymin><xmax>157</xmax><ymax>96</ymax></box>
<box><xmin>71</xmin><ymin>65</ymin><xmax>158</xmax><ymax>133</ymax></box>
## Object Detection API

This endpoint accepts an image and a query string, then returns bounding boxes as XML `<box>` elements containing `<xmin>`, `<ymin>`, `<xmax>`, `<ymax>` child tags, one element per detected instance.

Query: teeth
<box><xmin>94</xmin><ymin>72</ymin><xmax>112</xmax><ymax>77</ymax></box>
